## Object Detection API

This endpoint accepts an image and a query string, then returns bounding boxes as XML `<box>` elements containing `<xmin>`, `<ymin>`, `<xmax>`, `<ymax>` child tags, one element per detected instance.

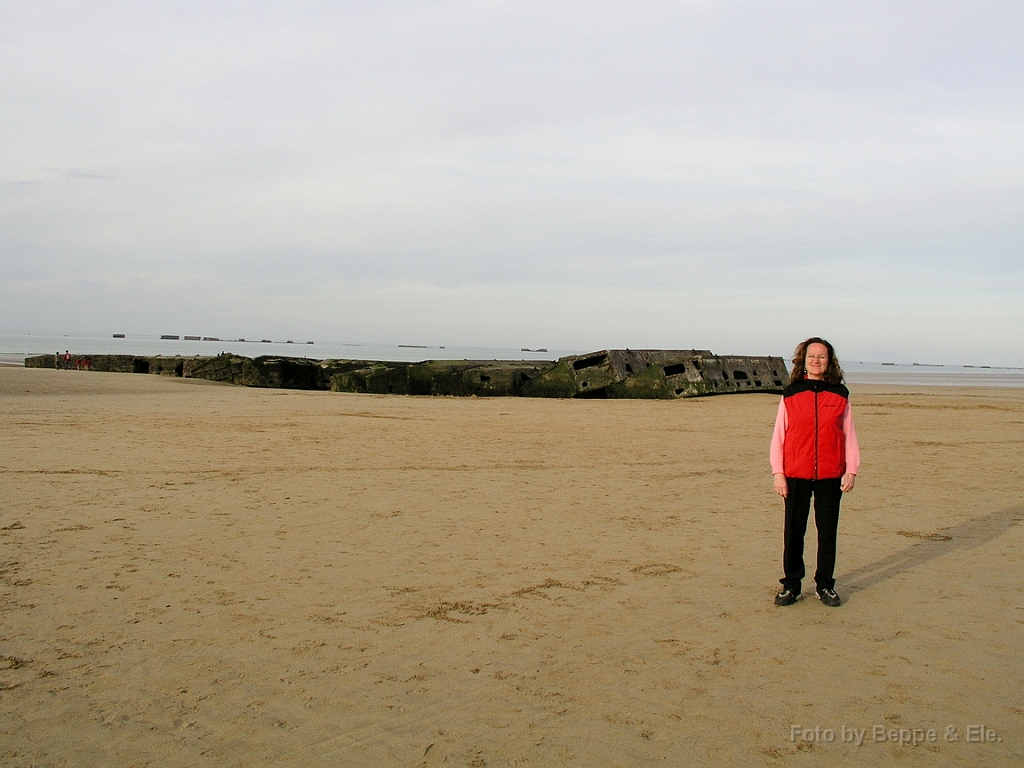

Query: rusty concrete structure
<box><xmin>24</xmin><ymin>349</ymin><xmax>788</xmax><ymax>398</ymax></box>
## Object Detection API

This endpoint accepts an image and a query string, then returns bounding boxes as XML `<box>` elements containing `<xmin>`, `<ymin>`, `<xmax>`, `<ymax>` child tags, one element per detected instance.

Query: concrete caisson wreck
<box><xmin>328</xmin><ymin>360</ymin><xmax>550</xmax><ymax>396</ymax></box>
<box><xmin>24</xmin><ymin>349</ymin><xmax>788</xmax><ymax>398</ymax></box>
<box><xmin>517</xmin><ymin>350</ymin><xmax>787</xmax><ymax>398</ymax></box>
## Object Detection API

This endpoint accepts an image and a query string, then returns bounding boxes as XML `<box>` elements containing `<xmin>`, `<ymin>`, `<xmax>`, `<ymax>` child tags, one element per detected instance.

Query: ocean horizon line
<box><xmin>4</xmin><ymin>329</ymin><xmax>1024</xmax><ymax>372</ymax></box>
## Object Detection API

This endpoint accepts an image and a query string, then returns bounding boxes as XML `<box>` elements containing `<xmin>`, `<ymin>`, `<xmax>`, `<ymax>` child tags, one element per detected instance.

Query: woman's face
<box><xmin>805</xmin><ymin>342</ymin><xmax>830</xmax><ymax>380</ymax></box>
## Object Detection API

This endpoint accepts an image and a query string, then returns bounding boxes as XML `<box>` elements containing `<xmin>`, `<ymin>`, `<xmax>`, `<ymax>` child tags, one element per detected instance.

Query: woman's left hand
<box><xmin>840</xmin><ymin>473</ymin><xmax>856</xmax><ymax>492</ymax></box>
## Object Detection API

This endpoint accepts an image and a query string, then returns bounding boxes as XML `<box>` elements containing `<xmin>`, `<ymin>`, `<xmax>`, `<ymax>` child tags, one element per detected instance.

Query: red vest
<box><xmin>781</xmin><ymin>379</ymin><xmax>849</xmax><ymax>480</ymax></box>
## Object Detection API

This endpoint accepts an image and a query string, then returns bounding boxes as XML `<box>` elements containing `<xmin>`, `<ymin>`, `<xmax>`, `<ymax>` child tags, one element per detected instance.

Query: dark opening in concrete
<box><xmin>733</xmin><ymin>370</ymin><xmax>749</xmax><ymax>380</ymax></box>
<box><xmin>663</xmin><ymin>363</ymin><xmax>687</xmax><ymax>376</ymax></box>
<box><xmin>174</xmin><ymin>362</ymin><xmax>184</xmax><ymax>377</ymax></box>
<box><xmin>573</xmin><ymin>354</ymin><xmax>608</xmax><ymax>371</ymax></box>
<box><xmin>133</xmin><ymin>359</ymin><xmax>150</xmax><ymax>374</ymax></box>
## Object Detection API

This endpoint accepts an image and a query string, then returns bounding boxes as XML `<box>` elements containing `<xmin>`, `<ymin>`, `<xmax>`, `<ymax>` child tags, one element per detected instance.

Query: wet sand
<box><xmin>1</xmin><ymin>367</ymin><xmax>1021</xmax><ymax>766</ymax></box>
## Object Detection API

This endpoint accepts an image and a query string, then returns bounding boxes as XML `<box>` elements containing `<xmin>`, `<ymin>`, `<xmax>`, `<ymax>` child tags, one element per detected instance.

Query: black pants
<box><xmin>781</xmin><ymin>477</ymin><xmax>842</xmax><ymax>593</ymax></box>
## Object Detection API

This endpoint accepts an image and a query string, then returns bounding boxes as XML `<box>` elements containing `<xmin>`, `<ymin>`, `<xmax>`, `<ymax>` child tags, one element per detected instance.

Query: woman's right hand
<box><xmin>773</xmin><ymin>473</ymin><xmax>788</xmax><ymax>498</ymax></box>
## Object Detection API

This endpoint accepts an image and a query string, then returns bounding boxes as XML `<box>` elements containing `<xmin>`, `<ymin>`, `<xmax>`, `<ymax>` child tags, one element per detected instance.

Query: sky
<box><xmin>2</xmin><ymin>1</ymin><xmax>1022</xmax><ymax>365</ymax></box>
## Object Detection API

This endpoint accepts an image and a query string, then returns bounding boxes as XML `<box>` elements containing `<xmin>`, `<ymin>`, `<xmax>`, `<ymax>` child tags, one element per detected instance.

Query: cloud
<box><xmin>59</xmin><ymin>169</ymin><xmax>116</xmax><ymax>180</ymax></box>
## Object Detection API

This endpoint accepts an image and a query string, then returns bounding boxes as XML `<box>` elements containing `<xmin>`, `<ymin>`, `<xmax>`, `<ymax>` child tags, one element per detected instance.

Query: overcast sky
<box><xmin>2</xmin><ymin>1</ymin><xmax>1022</xmax><ymax>364</ymax></box>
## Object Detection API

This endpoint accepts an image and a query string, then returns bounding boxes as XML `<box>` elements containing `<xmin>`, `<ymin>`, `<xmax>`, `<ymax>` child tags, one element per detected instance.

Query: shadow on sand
<box><xmin>839</xmin><ymin>505</ymin><xmax>1024</xmax><ymax>594</ymax></box>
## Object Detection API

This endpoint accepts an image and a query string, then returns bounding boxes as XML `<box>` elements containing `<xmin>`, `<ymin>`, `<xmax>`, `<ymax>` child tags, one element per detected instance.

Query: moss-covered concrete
<box><xmin>329</xmin><ymin>360</ymin><xmax>551</xmax><ymax>397</ymax></box>
<box><xmin>188</xmin><ymin>355</ymin><xmax>267</xmax><ymax>386</ymax></box>
<box><xmin>518</xmin><ymin>360</ymin><xmax>579</xmax><ymax>398</ymax></box>
<box><xmin>521</xmin><ymin>350</ymin><xmax>713</xmax><ymax>398</ymax></box>
<box><xmin>23</xmin><ymin>350</ymin><xmax>788</xmax><ymax>398</ymax></box>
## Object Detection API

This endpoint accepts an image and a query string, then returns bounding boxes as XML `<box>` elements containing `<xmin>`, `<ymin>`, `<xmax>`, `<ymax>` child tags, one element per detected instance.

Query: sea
<box><xmin>0</xmin><ymin>331</ymin><xmax>576</xmax><ymax>368</ymax></box>
<box><xmin>2</xmin><ymin>331</ymin><xmax>1022</xmax><ymax>388</ymax></box>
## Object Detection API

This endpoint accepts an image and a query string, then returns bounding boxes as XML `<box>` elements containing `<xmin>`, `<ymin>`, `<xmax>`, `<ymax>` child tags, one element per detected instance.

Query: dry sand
<box><xmin>1</xmin><ymin>366</ymin><xmax>1021</xmax><ymax>767</ymax></box>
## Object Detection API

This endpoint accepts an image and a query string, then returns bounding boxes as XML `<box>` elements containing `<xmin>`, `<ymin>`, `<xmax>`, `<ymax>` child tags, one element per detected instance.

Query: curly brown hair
<box><xmin>790</xmin><ymin>337</ymin><xmax>845</xmax><ymax>385</ymax></box>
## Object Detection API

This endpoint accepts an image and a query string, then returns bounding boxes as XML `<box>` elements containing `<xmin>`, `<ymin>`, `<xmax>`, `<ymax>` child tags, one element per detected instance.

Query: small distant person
<box><xmin>63</xmin><ymin>350</ymin><xmax>71</xmax><ymax>370</ymax></box>
<box><xmin>770</xmin><ymin>337</ymin><xmax>860</xmax><ymax>607</ymax></box>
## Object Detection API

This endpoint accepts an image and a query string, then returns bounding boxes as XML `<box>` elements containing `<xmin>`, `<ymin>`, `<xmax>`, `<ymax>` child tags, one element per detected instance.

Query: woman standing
<box><xmin>770</xmin><ymin>337</ymin><xmax>859</xmax><ymax>607</ymax></box>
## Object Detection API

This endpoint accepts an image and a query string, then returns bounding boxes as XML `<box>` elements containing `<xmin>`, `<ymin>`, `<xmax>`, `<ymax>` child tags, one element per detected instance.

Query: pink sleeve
<box><xmin>769</xmin><ymin>398</ymin><xmax>787</xmax><ymax>475</ymax></box>
<box><xmin>843</xmin><ymin>402</ymin><xmax>860</xmax><ymax>475</ymax></box>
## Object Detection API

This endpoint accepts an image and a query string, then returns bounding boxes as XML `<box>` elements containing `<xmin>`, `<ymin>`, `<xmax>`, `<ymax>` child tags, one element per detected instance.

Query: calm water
<box><xmin>0</xmin><ymin>331</ymin><xmax>578</xmax><ymax>367</ymax></box>
<box><xmin>2</xmin><ymin>332</ymin><xmax>1022</xmax><ymax>388</ymax></box>
<box><xmin>841</xmin><ymin>361</ymin><xmax>1024</xmax><ymax>388</ymax></box>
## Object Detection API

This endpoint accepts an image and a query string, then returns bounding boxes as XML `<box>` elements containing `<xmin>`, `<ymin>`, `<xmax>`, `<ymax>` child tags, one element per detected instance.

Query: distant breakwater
<box><xmin>25</xmin><ymin>350</ymin><xmax>788</xmax><ymax>399</ymax></box>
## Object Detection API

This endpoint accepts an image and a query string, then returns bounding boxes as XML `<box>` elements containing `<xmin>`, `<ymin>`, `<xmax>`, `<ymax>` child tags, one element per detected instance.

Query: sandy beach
<box><xmin>1</xmin><ymin>366</ymin><xmax>1021</xmax><ymax>767</ymax></box>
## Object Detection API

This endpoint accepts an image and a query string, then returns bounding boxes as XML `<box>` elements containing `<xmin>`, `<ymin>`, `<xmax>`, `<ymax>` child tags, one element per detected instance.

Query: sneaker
<box><xmin>816</xmin><ymin>587</ymin><xmax>841</xmax><ymax>607</ymax></box>
<box><xmin>774</xmin><ymin>587</ymin><xmax>801</xmax><ymax>606</ymax></box>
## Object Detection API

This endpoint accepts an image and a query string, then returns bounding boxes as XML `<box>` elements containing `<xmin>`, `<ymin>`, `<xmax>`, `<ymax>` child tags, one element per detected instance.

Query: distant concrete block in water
<box><xmin>23</xmin><ymin>349</ymin><xmax>788</xmax><ymax>398</ymax></box>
